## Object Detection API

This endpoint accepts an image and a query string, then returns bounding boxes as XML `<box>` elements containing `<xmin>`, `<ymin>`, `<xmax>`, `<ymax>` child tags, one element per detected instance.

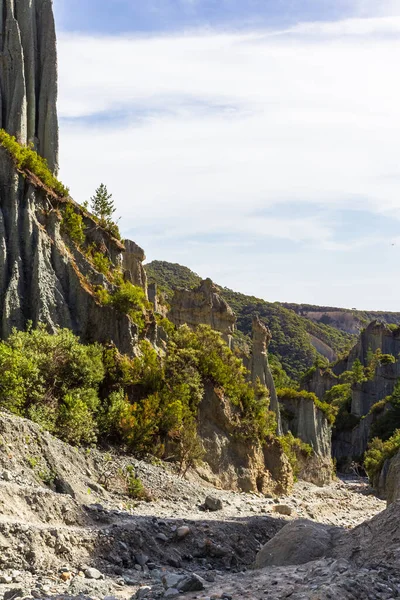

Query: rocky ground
<box><xmin>0</xmin><ymin>412</ymin><xmax>395</xmax><ymax>600</ymax></box>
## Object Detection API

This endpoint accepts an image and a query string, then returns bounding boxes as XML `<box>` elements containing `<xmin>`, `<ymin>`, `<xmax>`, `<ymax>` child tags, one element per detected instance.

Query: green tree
<box><xmin>90</xmin><ymin>184</ymin><xmax>116</xmax><ymax>222</ymax></box>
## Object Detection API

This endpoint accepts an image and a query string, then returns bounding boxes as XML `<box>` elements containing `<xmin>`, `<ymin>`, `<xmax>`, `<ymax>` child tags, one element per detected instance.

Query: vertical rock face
<box><xmin>168</xmin><ymin>279</ymin><xmax>236</xmax><ymax>345</ymax></box>
<box><xmin>280</xmin><ymin>394</ymin><xmax>332</xmax><ymax>458</ymax></box>
<box><xmin>0</xmin><ymin>148</ymin><xmax>139</xmax><ymax>353</ymax></box>
<box><xmin>122</xmin><ymin>240</ymin><xmax>148</xmax><ymax>297</ymax></box>
<box><xmin>248</xmin><ymin>315</ymin><xmax>282</xmax><ymax>434</ymax></box>
<box><xmin>305</xmin><ymin>322</ymin><xmax>400</xmax><ymax>466</ymax></box>
<box><xmin>197</xmin><ymin>382</ymin><xmax>293</xmax><ymax>495</ymax></box>
<box><xmin>0</xmin><ymin>0</ymin><xmax>59</xmax><ymax>171</ymax></box>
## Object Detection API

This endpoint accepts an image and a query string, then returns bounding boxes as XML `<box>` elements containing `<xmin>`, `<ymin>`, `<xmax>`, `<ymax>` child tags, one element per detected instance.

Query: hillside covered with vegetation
<box><xmin>146</xmin><ymin>261</ymin><xmax>355</xmax><ymax>380</ymax></box>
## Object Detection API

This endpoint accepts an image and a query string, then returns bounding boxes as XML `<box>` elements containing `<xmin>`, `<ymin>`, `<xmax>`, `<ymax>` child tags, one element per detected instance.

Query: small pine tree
<box><xmin>90</xmin><ymin>184</ymin><xmax>116</xmax><ymax>223</ymax></box>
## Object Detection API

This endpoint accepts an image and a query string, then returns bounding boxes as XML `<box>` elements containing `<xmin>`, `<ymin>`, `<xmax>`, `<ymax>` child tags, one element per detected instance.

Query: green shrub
<box><xmin>94</xmin><ymin>286</ymin><xmax>111</xmax><ymax>306</ymax></box>
<box><xmin>0</xmin><ymin>325</ymin><xmax>104</xmax><ymax>445</ymax></box>
<box><xmin>155</xmin><ymin>315</ymin><xmax>176</xmax><ymax>337</ymax></box>
<box><xmin>321</xmin><ymin>383</ymin><xmax>362</xmax><ymax>432</ymax></box>
<box><xmin>279</xmin><ymin>432</ymin><xmax>312</xmax><ymax>479</ymax></box>
<box><xmin>0</xmin><ymin>129</ymin><xmax>69</xmax><ymax>197</ymax></box>
<box><xmin>123</xmin><ymin>466</ymin><xmax>151</xmax><ymax>500</ymax></box>
<box><xmin>61</xmin><ymin>204</ymin><xmax>85</xmax><ymax>246</ymax></box>
<box><xmin>369</xmin><ymin>399</ymin><xmax>388</xmax><ymax>415</ymax></box>
<box><xmin>57</xmin><ymin>389</ymin><xmax>98</xmax><ymax>445</ymax></box>
<box><xmin>379</xmin><ymin>354</ymin><xmax>396</xmax><ymax>365</ymax></box>
<box><xmin>370</xmin><ymin>380</ymin><xmax>400</xmax><ymax>441</ymax></box>
<box><xmin>173</xmin><ymin>417</ymin><xmax>205</xmax><ymax>475</ymax></box>
<box><xmin>111</xmin><ymin>282</ymin><xmax>148</xmax><ymax>314</ymax></box>
<box><xmin>91</xmin><ymin>252</ymin><xmax>111</xmax><ymax>276</ymax></box>
<box><xmin>364</xmin><ymin>430</ymin><xmax>400</xmax><ymax>481</ymax></box>
<box><xmin>97</xmin><ymin>389</ymin><xmax>131</xmax><ymax>438</ymax></box>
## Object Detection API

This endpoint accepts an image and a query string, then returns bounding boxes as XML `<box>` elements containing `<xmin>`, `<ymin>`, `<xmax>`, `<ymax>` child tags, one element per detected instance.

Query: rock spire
<box><xmin>250</xmin><ymin>315</ymin><xmax>282</xmax><ymax>434</ymax></box>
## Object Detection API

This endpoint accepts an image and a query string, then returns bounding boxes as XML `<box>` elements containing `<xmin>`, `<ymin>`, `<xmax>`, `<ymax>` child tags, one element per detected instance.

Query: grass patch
<box><xmin>0</xmin><ymin>129</ymin><xmax>69</xmax><ymax>197</ymax></box>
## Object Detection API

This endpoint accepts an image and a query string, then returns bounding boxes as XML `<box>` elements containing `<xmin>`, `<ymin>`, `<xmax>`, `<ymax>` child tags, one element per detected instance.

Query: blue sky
<box><xmin>54</xmin><ymin>0</ymin><xmax>400</xmax><ymax>310</ymax></box>
<box><xmin>54</xmin><ymin>0</ymin><xmax>361</xmax><ymax>34</ymax></box>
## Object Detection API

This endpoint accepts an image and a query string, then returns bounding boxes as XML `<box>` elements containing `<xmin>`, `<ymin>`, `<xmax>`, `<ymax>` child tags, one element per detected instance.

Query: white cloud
<box><xmin>57</xmin><ymin>16</ymin><xmax>400</xmax><ymax>309</ymax></box>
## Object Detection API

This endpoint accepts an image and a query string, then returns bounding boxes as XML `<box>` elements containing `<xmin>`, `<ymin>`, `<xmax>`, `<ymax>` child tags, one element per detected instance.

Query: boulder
<box><xmin>255</xmin><ymin>520</ymin><xmax>333</xmax><ymax>568</ymax></box>
<box><xmin>204</xmin><ymin>496</ymin><xmax>223</xmax><ymax>511</ymax></box>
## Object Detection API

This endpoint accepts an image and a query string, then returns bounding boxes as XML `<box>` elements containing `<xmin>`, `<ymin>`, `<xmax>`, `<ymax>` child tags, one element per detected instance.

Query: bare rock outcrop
<box><xmin>168</xmin><ymin>279</ymin><xmax>236</xmax><ymax>345</ymax></box>
<box><xmin>197</xmin><ymin>382</ymin><xmax>293</xmax><ymax>495</ymax></box>
<box><xmin>246</xmin><ymin>315</ymin><xmax>282</xmax><ymax>434</ymax></box>
<box><xmin>122</xmin><ymin>239</ymin><xmax>148</xmax><ymax>296</ymax></box>
<box><xmin>280</xmin><ymin>393</ymin><xmax>331</xmax><ymax>458</ymax></box>
<box><xmin>0</xmin><ymin>0</ymin><xmax>59</xmax><ymax>171</ymax></box>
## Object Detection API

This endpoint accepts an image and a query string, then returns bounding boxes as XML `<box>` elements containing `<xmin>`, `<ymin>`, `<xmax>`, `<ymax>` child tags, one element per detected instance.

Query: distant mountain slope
<box><xmin>146</xmin><ymin>261</ymin><xmax>355</xmax><ymax>380</ymax></box>
<box><xmin>282</xmin><ymin>303</ymin><xmax>400</xmax><ymax>335</ymax></box>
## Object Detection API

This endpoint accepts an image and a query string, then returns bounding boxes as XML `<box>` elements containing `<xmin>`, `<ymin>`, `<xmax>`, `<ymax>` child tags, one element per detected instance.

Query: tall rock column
<box><xmin>250</xmin><ymin>315</ymin><xmax>282</xmax><ymax>435</ymax></box>
<box><xmin>0</xmin><ymin>0</ymin><xmax>59</xmax><ymax>171</ymax></box>
<box><xmin>122</xmin><ymin>240</ymin><xmax>148</xmax><ymax>298</ymax></box>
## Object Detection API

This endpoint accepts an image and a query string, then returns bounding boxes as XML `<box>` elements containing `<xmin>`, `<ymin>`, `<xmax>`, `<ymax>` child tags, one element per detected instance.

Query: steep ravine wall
<box><xmin>0</xmin><ymin>0</ymin><xmax>59</xmax><ymax>172</ymax></box>
<box><xmin>0</xmin><ymin>149</ymin><xmax>140</xmax><ymax>353</ymax></box>
<box><xmin>305</xmin><ymin>322</ymin><xmax>400</xmax><ymax>466</ymax></box>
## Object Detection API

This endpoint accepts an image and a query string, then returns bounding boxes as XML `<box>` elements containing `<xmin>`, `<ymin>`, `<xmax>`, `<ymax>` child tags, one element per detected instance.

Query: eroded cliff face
<box><xmin>280</xmin><ymin>394</ymin><xmax>331</xmax><ymax>459</ymax></box>
<box><xmin>168</xmin><ymin>279</ymin><xmax>236</xmax><ymax>345</ymax></box>
<box><xmin>305</xmin><ymin>322</ymin><xmax>400</xmax><ymax>466</ymax></box>
<box><xmin>0</xmin><ymin>0</ymin><xmax>58</xmax><ymax>172</ymax></box>
<box><xmin>0</xmin><ymin>148</ymin><xmax>140</xmax><ymax>353</ymax></box>
<box><xmin>374</xmin><ymin>451</ymin><xmax>400</xmax><ymax>504</ymax></box>
<box><xmin>197</xmin><ymin>382</ymin><xmax>293</xmax><ymax>495</ymax></box>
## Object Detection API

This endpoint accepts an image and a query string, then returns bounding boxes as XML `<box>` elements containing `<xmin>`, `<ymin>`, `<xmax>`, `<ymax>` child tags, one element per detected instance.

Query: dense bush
<box><xmin>0</xmin><ymin>324</ymin><xmax>311</xmax><ymax>477</ymax></box>
<box><xmin>0</xmin><ymin>129</ymin><xmax>69</xmax><ymax>197</ymax></box>
<box><xmin>364</xmin><ymin>430</ymin><xmax>400</xmax><ymax>481</ymax></box>
<box><xmin>0</xmin><ymin>325</ymin><xmax>104</xmax><ymax>444</ymax></box>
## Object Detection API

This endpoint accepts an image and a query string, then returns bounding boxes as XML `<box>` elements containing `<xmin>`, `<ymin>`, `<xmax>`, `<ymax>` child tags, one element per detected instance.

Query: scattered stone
<box><xmin>84</xmin><ymin>567</ymin><xmax>104</xmax><ymax>580</ymax></box>
<box><xmin>204</xmin><ymin>496</ymin><xmax>223</xmax><ymax>512</ymax></box>
<box><xmin>4</xmin><ymin>589</ymin><xmax>24</xmax><ymax>600</ymax></box>
<box><xmin>0</xmin><ymin>575</ymin><xmax>13</xmax><ymax>584</ymax></box>
<box><xmin>135</xmin><ymin>553</ymin><xmax>149</xmax><ymax>566</ymax></box>
<box><xmin>178</xmin><ymin>573</ymin><xmax>206</xmax><ymax>592</ymax></box>
<box><xmin>162</xmin><ymin>573</ymin><xmax>185</xmax><ymax>589</ymax></box>
<box><xmin>273</xmin><ymin>504</ymin><xmax>293</xmax><ymax>516</ymax></box>
<box><xmin>135</xmin><ymin>586</ymin><xmax>152</xmax><ymax>599</ymax></box>
<box><xmin>164</xmin><ymin>588</ymin><xmax>179</xmax><ymax>598</ymax></box>
<box><xmin>176</xmin><ymin>525</ymin><xmax>191</xmax><ymax>539</ymax></box>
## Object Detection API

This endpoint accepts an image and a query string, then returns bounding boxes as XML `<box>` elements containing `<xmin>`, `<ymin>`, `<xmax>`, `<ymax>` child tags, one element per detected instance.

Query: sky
<box><xmin>54</xmin><ymin>0</ymin><xmax>400</xmax><ymax>311</ymax></box>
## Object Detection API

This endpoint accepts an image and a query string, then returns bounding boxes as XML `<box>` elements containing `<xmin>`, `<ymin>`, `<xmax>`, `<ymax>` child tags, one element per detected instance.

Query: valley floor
<box><xmin>0</xmin><ymin>412</ymin><xmax>393</xmax><ymax>600</ymax></box>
